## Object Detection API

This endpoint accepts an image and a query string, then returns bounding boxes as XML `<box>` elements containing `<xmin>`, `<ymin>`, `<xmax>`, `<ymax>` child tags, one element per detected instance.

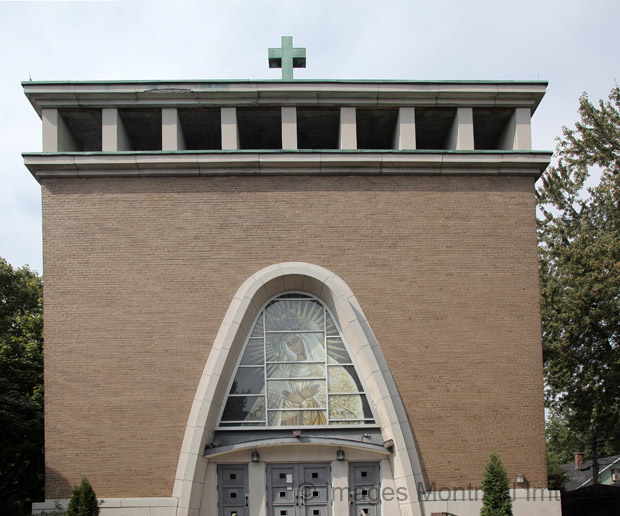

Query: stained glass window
<box><xmin>218</xmin><ymin>293</ymin><xmax>376</xmax><ymax>428</ymax></box>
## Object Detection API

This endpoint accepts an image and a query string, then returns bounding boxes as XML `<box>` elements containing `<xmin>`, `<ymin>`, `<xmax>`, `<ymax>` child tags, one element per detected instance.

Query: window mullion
<box><xmin>263</xmin><ymin>308</ymin><xmax>268</xmax><ymax>426</ymax></box>
<box><xmin>324</xmin><ymin>304</ymin><xmax>330</xmax><ymax>425</ymax></box>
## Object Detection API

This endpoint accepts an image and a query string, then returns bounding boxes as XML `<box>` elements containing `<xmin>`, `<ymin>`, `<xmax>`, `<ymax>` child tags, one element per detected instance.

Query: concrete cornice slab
<box><xmin>23</xmin><ymin>150</ymin><xmax>551</xmax><ymax>180</ymax></box>
<box><xmin>203</xmin><ymin>436</ymin><xmax>391</xmax><ymax>458</ymax></box>
<box><xmin>22</xmin><ymin>80</ymin><xmax>548</xmax><ymax>114</ymax></box>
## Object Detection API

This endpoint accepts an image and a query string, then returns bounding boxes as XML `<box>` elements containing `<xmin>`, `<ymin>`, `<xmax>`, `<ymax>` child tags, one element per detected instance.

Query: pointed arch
<box><xmin>218</xmin><ymin>291</ymin><xmax>377</xmax><ymax>429</ymax></box>
<box><xmin>173</xmin><ymin>262</ymin><xmax>425</xmax><ymax>516</ymax></box>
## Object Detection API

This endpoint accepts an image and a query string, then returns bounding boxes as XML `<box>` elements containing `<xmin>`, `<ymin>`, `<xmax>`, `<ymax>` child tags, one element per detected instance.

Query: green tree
<box><xmin>66</xmin><ymin>477</ymin><xmax>99</xmax><ymax>516</ymax></box>
<box><xmin>0</xmin><ymin>257</ymin><xmax>44</xmax><ymax>505</ymax></box>
<box><xmin>538</xmin><ymin>86</ymin><xmax>620</xmax><ymax>480</ymax></box>
<box><xmin>545</xmin><ymin>409</ymin><xmax>578</xmax><ymax>491</ymax></box>
<box><xmin>480</xmin><ymin>453</ymin><xmax>513</xmax><ymax>516</ymax></box>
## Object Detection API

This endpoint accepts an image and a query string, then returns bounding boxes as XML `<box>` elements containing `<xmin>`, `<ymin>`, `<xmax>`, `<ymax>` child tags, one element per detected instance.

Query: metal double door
<box><xmin>267</xmin><ymin>463</ymin><xmax>331</xmax><ymax>516</ymax></box>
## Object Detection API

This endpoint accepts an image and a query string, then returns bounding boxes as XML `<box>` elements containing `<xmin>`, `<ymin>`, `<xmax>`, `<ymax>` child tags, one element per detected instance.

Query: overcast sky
<box><xmin>1</xmin><ymin>0</ymin><xmax>618</xmax><ymax>274</ymax></box>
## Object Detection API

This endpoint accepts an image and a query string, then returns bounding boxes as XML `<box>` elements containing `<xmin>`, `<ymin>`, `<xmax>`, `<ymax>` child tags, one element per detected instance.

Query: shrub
<box><xmin>480</xmin><ymin>453</ymin><xmax>513</xmax><ymax>516</ymax></box>
<box><xmin>65</xmin><ymin>477</ymin><xmax>99</xmax><ymax>516</ymax></box>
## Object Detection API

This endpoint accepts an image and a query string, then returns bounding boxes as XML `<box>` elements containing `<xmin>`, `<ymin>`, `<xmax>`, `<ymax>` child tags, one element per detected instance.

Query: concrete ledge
<box><xmin>23</xmin><ymin>151</ymin><xmax>551</xmax><ymax>181</ymax></box>
<box><xmin>32</xmin><ymin>491</ymin><xmax>560</xmax><ymax>516</ymax></box>
<box><xmin>33</xmin><ymin>497</ymin><xmax>178</xmax><ymax>515</ymax></box>
<box><xmin>22</xmin><ymin>80</ymin><xmax>548</xmax><ymax>115</ymax></box>
<box><xmin>203</xmin><ymin>436</ymin><xmax>391</xmax><ymax>458</ymax></box>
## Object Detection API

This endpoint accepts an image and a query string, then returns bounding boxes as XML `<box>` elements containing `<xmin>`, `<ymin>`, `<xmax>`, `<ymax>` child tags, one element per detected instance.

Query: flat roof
<box><xmin>22</xmin><ymin>79</ymin><xmax>548</xmax><ymax>85</ymax></box>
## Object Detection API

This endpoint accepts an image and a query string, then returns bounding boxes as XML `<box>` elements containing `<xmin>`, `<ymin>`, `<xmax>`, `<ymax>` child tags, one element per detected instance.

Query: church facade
<box><xmin>24</xmin><ymin>69</ymin><xmax>560</xmax><ymax>515</ymax></box>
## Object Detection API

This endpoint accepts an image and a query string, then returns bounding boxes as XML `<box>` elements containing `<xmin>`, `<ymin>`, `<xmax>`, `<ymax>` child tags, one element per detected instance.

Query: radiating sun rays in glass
<box><xmin>218</xmin><ymin>293</ymin><xmax>376</xmax><ymax>428</ymax></box>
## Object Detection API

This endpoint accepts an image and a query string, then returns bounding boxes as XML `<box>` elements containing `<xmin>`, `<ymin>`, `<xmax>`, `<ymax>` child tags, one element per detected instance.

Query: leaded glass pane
<box><xmin>330</xmin><ymin>420</ymin><xmax>375</xmax><ymax>425</ymax></box>
<box><xmin>250</xmin><ymin>313</ymin><xmax>264</xmax><ymax>337</ymax></box>
<box><xmin>268</xmin><ymin>409</ymin><xmax>328</xmax><ymax>427</ymax></box>
<box><xmin>265</xmin><ymin>299</ymin><xmax>324</xmax><ymax>331</ymax></box>
<box><xmin>267</xmin><ymin>363</ymin><xmax>325</xmax><ymax>379</ymax></box>
<box><xmin>329</xmin><ymin>394</ymin><xmax>373</xmax><ymax>420</ymax></box>
<box><xmin>327</xmin><ymin>338</ymin><xmax>352</xmax><ymax>364</ymax></box>
<box><xmin>266</xmin><ymin>333</ymin><xmax>325</xmax><ymax>363</ymax></box>
<box><xmin>240</xmin><ymin>338</ymin><xmax>264</xmax><ymax>365</ymax></box>
<box><xmin>327</xmin><ymin>365</ymin><xmax>364</xmax><ymax>393</ymax></box>
<box><xmin>325</xmin><ymin>312</ymin><xmax>339</xmax><ymax>337</ymax></box>
<box><xmin>229</xmin><ymin>367</ymin><xmax>264</xmax><ymax>395</ymax></box>
<box><xmin>266</xmin><ymin>380</ymin><xmax>326</xmax><ymax>410</ymax></box>
<box><xmin>221</xmin><ymin>395</ymin><xmax>265</xmax><ymax>422</ymax></box>
<box><xmin>218</xmin><ymin>421</ymin><xmax>264</xmax><ymax>427</ymax></box>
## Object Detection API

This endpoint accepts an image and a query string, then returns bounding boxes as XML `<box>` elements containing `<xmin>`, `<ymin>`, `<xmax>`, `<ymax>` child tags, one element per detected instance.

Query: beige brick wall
<box><xmin>41</xmin><ymin>174</ymin><xmax>546</xmax><ymax>497</ymax></box>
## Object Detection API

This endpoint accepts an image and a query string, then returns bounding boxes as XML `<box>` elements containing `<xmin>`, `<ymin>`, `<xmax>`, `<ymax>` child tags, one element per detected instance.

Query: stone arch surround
<box><xmin>173</xmin><ymin>262</ymin><xmax>425</xmax><ymax>516</ymax></box>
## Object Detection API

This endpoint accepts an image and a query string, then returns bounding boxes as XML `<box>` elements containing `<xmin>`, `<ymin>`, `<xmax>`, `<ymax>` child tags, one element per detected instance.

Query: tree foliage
<box><xmin>66</xmin><ymin>477</ymin><xmax>99</xmax><ymax>516</ymax></box>
<box><xmin>480</xmin><ymin>453</ymin><xmax>513</xmax><ymax>516</ymax></box>
<box><xmin>0</xmin><ymin>257</ymin><xmax>44</xmax><ymax>504</ymax></box>
<box><xmin>538</xmin><ymin>87</ymin><xmax>620</xmax><ymax>464</ymax></box>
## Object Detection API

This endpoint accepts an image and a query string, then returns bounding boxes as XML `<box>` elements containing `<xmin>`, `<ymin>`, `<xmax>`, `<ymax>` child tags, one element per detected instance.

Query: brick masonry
<box><xmin>41</xmin><ymin>173</ymin><xmax>547</xmax><ymax>497</ymax></box>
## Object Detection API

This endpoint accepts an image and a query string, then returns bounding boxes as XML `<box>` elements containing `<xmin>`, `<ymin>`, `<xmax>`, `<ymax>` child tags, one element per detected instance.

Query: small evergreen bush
<box><xmin>65</xmin><ymin>477</ymin><xmax>99</xmax><ymax>516</ymax></box>
<box><xmin>480</xmin><ymin>452</ymin><xmax>513</xmax><ymax>516</ymax></box>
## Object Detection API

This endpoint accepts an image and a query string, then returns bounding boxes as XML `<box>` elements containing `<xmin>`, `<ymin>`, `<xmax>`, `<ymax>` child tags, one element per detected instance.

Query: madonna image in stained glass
<box><xmin>220</xmin><ymin>294</ymin><xmax>374</xmax><ymax>427</ymax></box>
<box><xmin>267</xmin><ymin>330</ymin><xmax>367</xmax><ymax>426</ymax></box>
<box><xmin>268</xmin><ymin>332</ymin><xmax>328</xmax><ymax>426</ymax></box>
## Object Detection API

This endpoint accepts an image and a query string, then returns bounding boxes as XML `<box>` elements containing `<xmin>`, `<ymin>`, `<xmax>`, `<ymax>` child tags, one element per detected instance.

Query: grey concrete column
<box><xmin>42</xmin><ymin>109</ymin><xmax>78</xmax><ymax>152</ymax></box>
<box><xmin>331</xmin><ymin>460</ymin><xmax>349</xmax><ymax>515</ymax></box>
<box><xmin>339</xmin><ymin>107</ymin><xmax>357</xmax><ymax>150</ymax></box>
<box><xmin>446</xmin><ymin>107</ymin><xmax>474</xmax><ymax>150</ymax></box>
<box><xmin>379</xmin><ymin>458</ymin><xmax>401</xmax><ymax>514</ymax></box>
<box><xmin>393</xmin><ymin>107</ymin><xmax>416</xmax><ymax>150</ymax></box>
<box><xmin>221</xmin><ymin>107</ymin><xmax>239</xmax><ymax>150</ymax></box>
<box><xmin>249</xmin><ymin>461</ymin><xmax>267</xmax><ymax>516</ymax></box>
<box><xmin>102</xmin><ymin>108</ymin><xmax>131</xmax><ymax>151</ymax></box>
<box><xmin>201</xmin><ymin>461</ymin><xmax>217</xmax><ymax>516</ymax></box>
<box><xmin>162</xmin><ymin>108</ymin><xmax>186</xmax><ymax>151</ymax></box>
<box><xmin>499</xmin><ymin>108</ymin><xmax>532</xmax><ymax>150</ymax></box>
<box><xmin>281</xmin><ymin>106</ymin><xmax>297</xmax><ymax>150</ymax></box>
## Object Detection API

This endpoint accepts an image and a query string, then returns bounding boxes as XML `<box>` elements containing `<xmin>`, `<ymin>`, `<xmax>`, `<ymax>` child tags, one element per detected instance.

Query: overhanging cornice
<box><xmin>203</xmin><ymin>436</ymin><xmax>391</xmax><ymax>458</ymax></box>
<box><xmin>22</xmin><ymin>80</ymin><xmax>548</xmax><ymax>114</ymax></box>
<box><xmin>22</xmin><ymin>150</ymin><xmax>552</xmax><ymax>181</ymax></box>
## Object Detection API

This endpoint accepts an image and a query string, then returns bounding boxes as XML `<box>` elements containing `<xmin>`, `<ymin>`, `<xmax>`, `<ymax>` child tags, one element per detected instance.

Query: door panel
<box><xmin>303</xmin><ymin>506</ymin><xmax>329</xmax><ymax>516</ymax></box>
<box><xmin>300</xmin><ymin>463</ymin><xmax>330</xmax><ymax>505</ymax></box>
<box><xmin>218</xmin><ymin>465</ymin><xmax>249</xmax><ymax>516</ymax></box>
<box><xmin>352</xmin><ymin>506</ymin><xmax>377</xmax><ymax>516</ymax></box>
<box><xmin>268</xmin><ymin>463</ymin><xmax>331</xmax><ymax>516</ymax></box>
<box><xmin>269</xmin><ymin>464</ymin><xmax>297</xmax><ymax>516</ymax></box>
<box><xmin>349</xmin><ymin>462</ymin><xmax>380</xmax><ymax>516</ymax></box>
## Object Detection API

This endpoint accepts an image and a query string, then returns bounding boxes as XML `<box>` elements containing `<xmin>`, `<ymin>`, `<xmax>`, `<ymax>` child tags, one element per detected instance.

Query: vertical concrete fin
<box><xmin>446</xmin><ymin>107</ymin><xmax>474</xmax><ymax>150</ymax></box>
<box><xmin>221</xmin><ymin>107</ymin><xmax>239</xmax><ymax>150</ymax></box>
<box><xmin>42</xmin><ymin>109</ymin><xmax>78</xmax><ymax>152</ymax></box>
<box><xmin>162</xmin><ymin>108</ymin><xmax>186</xmax><ymax>151</ymax></box>
<box><xmin>102</xmin><ymin>108</ymin><xmax>132</xmax><ymax>151</ymax></box>
<box><xmin>499</xmin><ymin>108</ymin><xmax>532</xmax><ymax>151</ymax></box>
<box><xmin>393</xmin><ymin>107</ymin><xmax>416</xmax><ymax>150</ymax></box>
<box><xmin>339</xmin><ymin>107</ymin><xmax>357</xmax><ymax>150</ymax></box>
<box><xmin>281</xmin><ymin>106</ymin><xmax>297</xmax><ymax>150</ymax></box>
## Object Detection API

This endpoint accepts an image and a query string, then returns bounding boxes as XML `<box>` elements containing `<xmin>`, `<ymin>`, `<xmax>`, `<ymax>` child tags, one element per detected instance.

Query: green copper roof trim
<box><xmin>22</xmin><ymin>79</ymin><xmax>549</xmax><ymax>86</ymax></box>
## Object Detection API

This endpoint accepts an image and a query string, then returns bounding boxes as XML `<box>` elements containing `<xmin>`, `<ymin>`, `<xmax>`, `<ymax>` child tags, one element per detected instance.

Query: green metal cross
<box><xmin>268</xmin><ymin>36</ymin><xmax>306</xmax><ymax>80</ymax></box>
